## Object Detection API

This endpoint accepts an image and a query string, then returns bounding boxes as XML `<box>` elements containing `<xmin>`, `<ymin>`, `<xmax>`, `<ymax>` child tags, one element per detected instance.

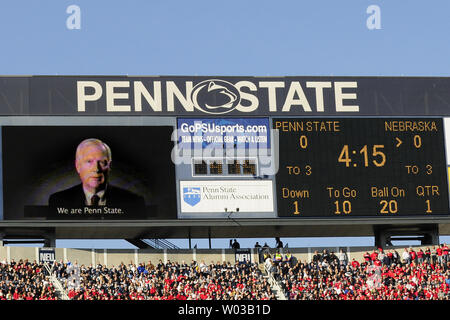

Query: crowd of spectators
<box><xmin>268</xmin><ymin>245</ymin><xmax>450</xmax><ymax>300</ymax></box>
<box><xmin>52</xmin><ymin>259</ymin><xmax>276</xmax><ymax>300</ymax></box>
<box><xmin>0</xmin><ymin>245</ymin><xmax>449</xmax><ymax>300</ymax></box>
<box><xmin>0</xmin><ymin>259</ymin><xmax>57</xmax><ymax>300</ymax></box>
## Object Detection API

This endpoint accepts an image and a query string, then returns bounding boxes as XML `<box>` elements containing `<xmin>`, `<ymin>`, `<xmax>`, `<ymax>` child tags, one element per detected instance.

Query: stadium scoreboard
<box><xmin>274</xmin><ymin>118</ymin><xmax>449</xmax><ymax>217</ymax></box>
<box><xmin>1</xmin><ymin>76</ymin><xmax>450</xmax><ymax>229</ymax></box>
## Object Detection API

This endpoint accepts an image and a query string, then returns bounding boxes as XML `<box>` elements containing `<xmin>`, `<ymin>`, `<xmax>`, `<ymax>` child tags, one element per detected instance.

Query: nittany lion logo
<box><xmin>183</xmin><ymin>187</ymin><xmax>201</xmax><ymax>207</ymax></box>
<box><xmin>191</xmin><ymin>79</ymin><xmax>241</xmax><ymax>114</ymax></box>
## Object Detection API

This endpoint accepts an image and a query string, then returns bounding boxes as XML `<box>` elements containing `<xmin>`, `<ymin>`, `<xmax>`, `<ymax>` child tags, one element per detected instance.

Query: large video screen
<box><xmin>2</xmin><ymin>126</ymin><xmax>176</xmax><ymax>220</ymax></box>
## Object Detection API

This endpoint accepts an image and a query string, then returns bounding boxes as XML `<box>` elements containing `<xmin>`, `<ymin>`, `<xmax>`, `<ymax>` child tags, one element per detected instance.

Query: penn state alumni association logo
<box><xmin>191</xmin><ymin>79</ymin><xmax>241</xmax><ymax>114</ymax></box>
<box><xmin>183</xmin><ymin>187</ymin><xmax>201</xmax><ymax>206</ymax></box>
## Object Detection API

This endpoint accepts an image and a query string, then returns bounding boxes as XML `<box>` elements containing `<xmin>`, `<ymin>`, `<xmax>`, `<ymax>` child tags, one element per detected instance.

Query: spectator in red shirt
<box><xmin>363</xmin><ymin>252</ymin><xmax>371</xmax><ymax>263</ymax></box>
<box><xmin>443</xmin><ymin>244</ymin><xmax>449</xmax><ymax>263</ymax></box>
<box><xmin>370</xmin><ymin>250</ymin><xmax>379</xmax><ymax>264</ymax></box>
<box><xmin>437</xmin><ymin>245</ymin><xmax>443</xmax><ymax>264</ymax></box>
<box><xmin>410</xmin><ymin>249</ymin><xmax>417</xmax><ymax>264</ymax></box>
<box><xmin>351</xmin><ymin>258</ymin><xmax>360</xmax><ymax>269</ymax></box>
<box><xmin>417</xmin><ymin>249</ymin><xmax>425</xmax><ymax>265</ymax></box>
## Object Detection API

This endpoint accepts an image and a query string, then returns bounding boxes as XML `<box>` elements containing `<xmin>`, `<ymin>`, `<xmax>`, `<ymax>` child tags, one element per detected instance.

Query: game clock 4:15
<box><xmin>338</xmin><ymin>144</ymin><xmax>386</xmax><ymax>168</ymax></box>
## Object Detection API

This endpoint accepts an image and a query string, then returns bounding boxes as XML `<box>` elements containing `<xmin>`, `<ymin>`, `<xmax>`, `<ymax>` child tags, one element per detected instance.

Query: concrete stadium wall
<box><xmin>0</xmin><ymin>244</ymin><xmax>442</xmax><ymax>267</ymax></box>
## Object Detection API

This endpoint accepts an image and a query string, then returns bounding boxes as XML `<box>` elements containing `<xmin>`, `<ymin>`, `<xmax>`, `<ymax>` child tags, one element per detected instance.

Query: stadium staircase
<box><xmin>43</xmin><ymin>263</ymin><xmax>70</xmax><ymax>300</ymax></box>
<box><xmin>263</xmin><ymin>263</ymin><xmax>287</xmax><ymax>300</ymax></box>
<box><xmin>126</xmin><ymin>238</ymin><xmax>180</xmax><ymax>249</ymax></box>
<box><xmin>142</xmin><ymin>239</ymin><xmax>180</xmax><ymax>249</ymax></box>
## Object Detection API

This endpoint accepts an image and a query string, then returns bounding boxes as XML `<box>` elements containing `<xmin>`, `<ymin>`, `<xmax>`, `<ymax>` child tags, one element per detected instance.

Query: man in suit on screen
<box><xmin>48</xmin><ymin>138</ymin><xmax>145</xmax><ymax>210</ymax></box>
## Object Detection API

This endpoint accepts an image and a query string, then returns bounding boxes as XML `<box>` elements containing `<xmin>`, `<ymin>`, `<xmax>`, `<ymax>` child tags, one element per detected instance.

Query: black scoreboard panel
<box><xmin>274</xmin><ymin>118</ymin><xmax>449</xmax><ymax>218</ymax></box>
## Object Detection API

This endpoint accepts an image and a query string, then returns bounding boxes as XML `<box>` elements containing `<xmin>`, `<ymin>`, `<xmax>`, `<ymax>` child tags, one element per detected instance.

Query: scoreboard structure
<box><xmin>1</xmin><ymin>76</ymin><xmax>450</xmax><ymax>247</ymax></box>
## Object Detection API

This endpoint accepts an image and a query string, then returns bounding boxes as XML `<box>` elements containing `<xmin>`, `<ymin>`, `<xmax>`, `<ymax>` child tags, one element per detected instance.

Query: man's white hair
<box><xmin>75</xmin><ymin>138</ymin><xmax>112</xmax><ymax>161</ymax></box>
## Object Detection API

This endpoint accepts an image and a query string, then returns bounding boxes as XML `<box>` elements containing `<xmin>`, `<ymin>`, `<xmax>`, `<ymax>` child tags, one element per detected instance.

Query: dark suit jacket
<box><xmin>48</xmin><ymin>184</ymin><xmax>145</xmax><ymax>209</ymax></box>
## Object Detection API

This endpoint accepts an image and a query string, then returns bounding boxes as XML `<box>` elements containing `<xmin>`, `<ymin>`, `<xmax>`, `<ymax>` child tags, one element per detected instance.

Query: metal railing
<box><xmin>263</xmin><ymin>262</ymin><xmax>287</xmax><ymax>300</ymax></box>
<box><xmin>43</xmin><ymin>262</ymin><xmax>70</xmax><ymax>300</ymax></box>
<box><xmin>142</xmin><ymin>239</ymin><xmax>180</xmax><ymax>250</ymax></box>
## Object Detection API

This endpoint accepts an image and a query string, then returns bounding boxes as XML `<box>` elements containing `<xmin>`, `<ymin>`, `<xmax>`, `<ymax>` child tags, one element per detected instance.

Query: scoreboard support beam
<box><xmin>188</xmin><ymin>228</ymin><xmax>192</xmax><ymax>249</ymax></box>
<box><xmin>374</xmin><ymin>224</ymin><xmax>439</xmax><ymax>248</ymax></box>
<box><xmin>208</xmin><ymin>228</ymin><xmax>212</xmax><ymax>249</ymax></box>
<box><xmin>43</xmin><ymin>231</ymin><xmax>56</xmax><ymax>248</ymax></box>
<box><xmin>43</xmin><ymin>238</ymin><xmax>55</xmax><ymax>248</ymax></box>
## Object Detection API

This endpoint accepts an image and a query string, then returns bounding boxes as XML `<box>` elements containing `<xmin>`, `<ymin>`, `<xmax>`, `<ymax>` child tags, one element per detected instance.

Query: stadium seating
<box><xmin>0</xmin><ymin>246</ymin><xmax>448</xmax><ymax>300</ymax></box>
<box><xmin>0</xmin><ymin>259</ymin><xmax>58</xmax><ymax>300</ymax></box>
<box><xmin>53</xmin><ymin>259</ymin><xmax>276</xmax><ymax>300</ymax></box>
<box><xmin>268</xmin><ymin>248</ymin><xmax>450</xmax><ymax>300</ymax></box>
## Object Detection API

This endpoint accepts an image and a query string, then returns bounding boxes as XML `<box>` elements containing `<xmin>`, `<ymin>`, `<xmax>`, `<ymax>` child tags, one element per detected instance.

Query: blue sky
<box><xmin>2</xmin><ymin>1</ymin><xmax>450</xmax><ymax>77</ymax></box>
<box><xmin>1</xmin><ymin>0</ymin><xmax>450</xmax><ymax>248</ymax></box>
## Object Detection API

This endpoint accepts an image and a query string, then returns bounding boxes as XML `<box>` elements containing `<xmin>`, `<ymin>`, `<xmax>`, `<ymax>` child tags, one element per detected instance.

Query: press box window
<box><xmin>228</xmin><ymin>160</ymin><xmax>241</xmax><ymax>175</ymax></box>
<box><xmin>194</xmin><ymin>160</ymin><xmax>208</xmax><ymax>175</ymax></box>
<box><xmin>191</xmin><ymin>157</ymin><xmax>259</xmax><ymax>177</ymax></box>
<box><xmin>243</xmin><ymin>160</ymin><xmax>257</xmax><ymax>175</ymax></box>
<box><xmin>209</xmin><ymin>161</ymin><xmax>223</xmax><ymax>175</ymax></box>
